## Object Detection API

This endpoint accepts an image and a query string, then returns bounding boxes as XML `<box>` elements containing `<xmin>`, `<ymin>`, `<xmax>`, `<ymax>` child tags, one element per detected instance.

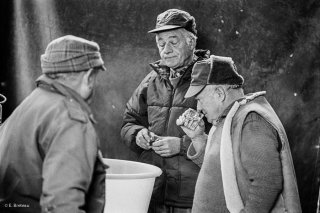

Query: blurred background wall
<box><xmin>0</xmin><ymin>0</ymin><xmax>319</xmax><ymax>211</ymax></box>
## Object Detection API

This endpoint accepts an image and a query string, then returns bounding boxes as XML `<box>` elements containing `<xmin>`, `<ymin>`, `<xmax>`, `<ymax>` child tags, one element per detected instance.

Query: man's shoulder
<box><xmin>138</xmin><ymin>70</ymin><xmax>159</xmax><ymax>86</ymax></box>
<box><xmin>36</xmin><ymin>90</ymin><xmax>89</xmax><ymax>124</ymax></box>
<box><xmin>242</xmin><ymin>112</ymin><xmax>278</xmax><ymax>137</ymax></box>
<box><xmin>244</xmin><ymin>112</ymin><xmax>266</xmax><ymax>124</ymax></box>
<box><xmin>146</xmin><ymin>70</ymin><xmax>158</xmax><ymax>79</ymax></box>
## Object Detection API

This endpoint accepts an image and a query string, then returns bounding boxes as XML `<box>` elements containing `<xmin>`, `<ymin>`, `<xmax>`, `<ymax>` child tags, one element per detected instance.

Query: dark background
<box><xmin>1</xmin><ymin>0</ymin><xmax>319</xmax><ymax>212</ymax></box>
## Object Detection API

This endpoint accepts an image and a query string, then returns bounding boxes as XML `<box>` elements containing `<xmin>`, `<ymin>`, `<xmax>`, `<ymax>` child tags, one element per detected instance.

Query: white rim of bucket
<box><xmin>104</xmin><ymin>158</ymin><xmax>162</xmax><ymax>180</ymax></box>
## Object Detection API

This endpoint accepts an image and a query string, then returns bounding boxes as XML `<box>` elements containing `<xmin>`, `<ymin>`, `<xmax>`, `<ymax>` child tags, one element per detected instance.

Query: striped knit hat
<box><xmin>41</xmin><ymin>35</ymin><xmax>106</xmax><ymax>74</ymax></box>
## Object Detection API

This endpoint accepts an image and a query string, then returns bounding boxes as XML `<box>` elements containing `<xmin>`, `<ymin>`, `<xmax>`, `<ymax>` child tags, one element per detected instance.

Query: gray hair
<box><xmin>206</xmin><ymin>84</ymin><xmax>244</xmax><ymax>98</ymax></box>
<box><xmin>180</xmin><ymin>28</ymin><xmax>198</xmax><ymax>47</ymax></box>
<box><xmin>46</xmin><ymin>71</ymin><xmax>83</xmax><ymax>81</ymax></box>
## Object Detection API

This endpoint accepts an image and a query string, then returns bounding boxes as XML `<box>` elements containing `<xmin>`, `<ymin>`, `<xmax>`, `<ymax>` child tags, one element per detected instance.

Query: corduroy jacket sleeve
<box><xmin>120</xmin><ymin>71</ymin><xmax>157</xmax><ymax>154</ymax></box>
<box><xmin>240</xmin><ymin>112</ymin><xmax>283</xmax><ymax>213</ymax></box>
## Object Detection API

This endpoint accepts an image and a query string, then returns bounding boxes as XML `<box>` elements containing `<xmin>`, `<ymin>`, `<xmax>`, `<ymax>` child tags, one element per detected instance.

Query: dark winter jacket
<box><xmin>121</xmin><ymin>50</ymin><xmax>211</xmax><ymax>207</ymax></box>
<box><xmin>0</xmin><ymin>75</ymin><xmax>107</xmax><ymax>213</ymax></box>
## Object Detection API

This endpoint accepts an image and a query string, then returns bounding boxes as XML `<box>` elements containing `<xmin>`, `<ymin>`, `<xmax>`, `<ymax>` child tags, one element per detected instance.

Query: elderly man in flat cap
<box><xmin>0</xmin><ymin>35</ymin><xmax>107</xmax><ymax>213</ymax></box>
<box><xmin>121</xmin><ymin>8</ymin><xmax>211</xmax><ymax>213</ymax></box>
<box><xmin>178</xmin><ymin>56</ymin><xmax>302</xmax><ymax>213</ymax></box>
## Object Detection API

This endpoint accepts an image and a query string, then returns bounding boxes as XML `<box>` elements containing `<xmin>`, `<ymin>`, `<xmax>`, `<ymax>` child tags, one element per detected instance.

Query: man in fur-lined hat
<box><xmin>178</xmin><ymin>55</ymin><xmax>301</xmax><ymax>213</ymax></box>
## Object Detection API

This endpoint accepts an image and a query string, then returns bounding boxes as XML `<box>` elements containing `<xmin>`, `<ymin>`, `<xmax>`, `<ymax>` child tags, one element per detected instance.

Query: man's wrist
<box><xmin>191</xmin><ymin>134</ymin><xmax>207</xmax><ymax>142</ymax></box>
<box><xmin>179</xmin><ymin>136</ymin><xmax>192</xmax><ymax>156</ymax></box>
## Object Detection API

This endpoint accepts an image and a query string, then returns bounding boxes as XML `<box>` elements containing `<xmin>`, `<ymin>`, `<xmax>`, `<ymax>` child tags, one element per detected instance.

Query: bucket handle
<box><xmin>0</xmin><ymin>94</ymin><xmax>7</xmax><ymax>104</ymax></box>
<box><xmin>0</xmin><ymin>93</ymin><xmax>7</xmax><ymax>125</ymax></box>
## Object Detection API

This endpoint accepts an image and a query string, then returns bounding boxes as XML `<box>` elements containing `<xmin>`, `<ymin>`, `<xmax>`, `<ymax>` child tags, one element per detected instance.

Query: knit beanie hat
<box><xmin>41</xmin><ymin>35</ymin><xmax>106</xmax><ymax>74</ymax></box>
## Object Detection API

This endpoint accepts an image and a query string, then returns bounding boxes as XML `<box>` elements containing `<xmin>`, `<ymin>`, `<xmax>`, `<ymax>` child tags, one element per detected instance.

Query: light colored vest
<box><xmin>221</xmin><ymin>92</ymin><xmax>301</xmax><ymax>212</ymax></box>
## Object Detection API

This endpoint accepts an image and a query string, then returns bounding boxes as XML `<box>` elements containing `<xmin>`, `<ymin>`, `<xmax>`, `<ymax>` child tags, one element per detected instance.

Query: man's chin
<box><xmin>163</xmin><ymin>60</ymin><xmax>179</xmax><ymax>69</ymax></box>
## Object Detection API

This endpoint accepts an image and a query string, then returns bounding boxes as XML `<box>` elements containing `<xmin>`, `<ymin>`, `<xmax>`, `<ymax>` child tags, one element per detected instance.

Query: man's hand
<box><xmin>178</xmin><ymin>116</ymin><xmax>207</xmax><ymax>154</ymax></box>
<box><xmin>178</xmin><ymin>115</ymin><xmax>205</xmax><ymax>139</ymax></box>
<box><xmin>151</xmin><ymin>136</ymin><xmax>180</xmax><ymax>157</ymax></box>
<box><xmin>136</xmin><ymin>128</ymin><xmax>158</xmax><ymax>150</ymax></box>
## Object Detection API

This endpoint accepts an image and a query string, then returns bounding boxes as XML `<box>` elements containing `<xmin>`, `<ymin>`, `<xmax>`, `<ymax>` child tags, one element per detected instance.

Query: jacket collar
<box><xmin>149</xmin><ymin>49</ymin><xmax>210</xmax><ymax>80</ymax></box>
<box><xmin>35</xmin><ymin>74</ymin><xmax>96</xmax><ymax>123</ymax></box>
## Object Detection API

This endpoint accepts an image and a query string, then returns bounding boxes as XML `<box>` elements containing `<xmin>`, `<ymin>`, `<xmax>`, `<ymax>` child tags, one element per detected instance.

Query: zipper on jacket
<box><xmin>163</xmin><ymin>64</ymin><xmax>192</xmax><ymax>135</ymax></box>
<box><xmin>164</xmin><ymin>87</ymin><xmax>176</xmax><ymax>135</ymax></box>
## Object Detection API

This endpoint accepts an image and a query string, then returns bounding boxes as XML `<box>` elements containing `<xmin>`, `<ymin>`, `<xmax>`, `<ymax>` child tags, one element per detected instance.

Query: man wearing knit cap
<box><xmin>121</xmin><ymin>8</ymin><xmax>211</xmax><ymax>213</ymax></box>
<box><xmin>0</xmin><ymin>35</ymin><xmax>107</xmax><ymax>213</ymax></box>
<box><xmin>178</xmin><ymin>55</ymin><xmax>301</xmax><ymax>212</ymax></box>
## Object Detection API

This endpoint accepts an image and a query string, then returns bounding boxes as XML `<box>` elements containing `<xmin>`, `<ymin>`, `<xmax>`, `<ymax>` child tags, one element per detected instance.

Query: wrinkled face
<box><xmin>195</xmin><ymin>86</ymin><xmax>224</xmax><ymax>125</ymax></box>
<box><xmin>156</xmin><ymin>29</ymin><xmax>194</xmax><ymax>69</ymax></box>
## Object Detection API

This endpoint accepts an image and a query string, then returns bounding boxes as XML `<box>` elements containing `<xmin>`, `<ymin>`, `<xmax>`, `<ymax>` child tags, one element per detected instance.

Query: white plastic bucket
<box><xmin>103</xmin><ymin>158</ymin><xmax>162</xmax><ymax>213</ymax></box>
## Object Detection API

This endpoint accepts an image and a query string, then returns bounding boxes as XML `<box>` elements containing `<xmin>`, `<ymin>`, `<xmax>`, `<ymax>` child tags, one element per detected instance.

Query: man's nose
<box><xmin>163</xmin><ymin>43</ymin><xmax>173</xmax><ymax>54</ymax></box>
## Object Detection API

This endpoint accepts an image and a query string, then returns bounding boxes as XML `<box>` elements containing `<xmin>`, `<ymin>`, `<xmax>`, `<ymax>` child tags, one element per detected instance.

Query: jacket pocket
<box><xmin>165</xmin><ymin>169</ymin><xmax>179</xmax><ymax>201</ymax></box>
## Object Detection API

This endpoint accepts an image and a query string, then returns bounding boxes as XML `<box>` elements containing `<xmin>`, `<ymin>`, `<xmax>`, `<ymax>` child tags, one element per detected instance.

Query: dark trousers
<box><xmin>148</xmin><ymin>201</ymin><xmax>192</xmax><ymax>213</ymax></box>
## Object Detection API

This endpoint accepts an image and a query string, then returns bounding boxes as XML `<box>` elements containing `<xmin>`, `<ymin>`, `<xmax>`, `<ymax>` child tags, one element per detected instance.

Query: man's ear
<box><xmin>189</xmin><ymin>37</ymin><xmax>196</xmax><ymax>50</ymax></box>
<box><xmin>214</xmin><ymin>86</ymin><xmax>226</xmax><ymax>102</ymax></box>
<box><xmin>83</xmin><ymin>68</ymin><xmax>95</xmax><ymax>88</ymax></box>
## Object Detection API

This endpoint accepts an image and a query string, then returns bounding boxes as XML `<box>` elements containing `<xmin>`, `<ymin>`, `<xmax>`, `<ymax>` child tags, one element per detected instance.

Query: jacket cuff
<box><xmin>186</xmin><ymin>134</ymin><xmax>207</xmax><ymax>167</ymax></box>
<box><xmin>127</xmin><ymin>127</ymin><xmax>145</xmax><ymax>153</ymax></box>
<box><xmin>187</xmin><ymin>143</ymin><xmax>205</xmax><ymax>167</ymax></box>
<box><xmin>180</xmin><ymin>135</ymin><xmax>192</xmax><ymax>156</ymax></box>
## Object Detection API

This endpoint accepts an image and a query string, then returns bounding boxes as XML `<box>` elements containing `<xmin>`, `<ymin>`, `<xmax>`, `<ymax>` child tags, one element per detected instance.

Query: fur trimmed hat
<box><xmin>185</xmin><ymin>55</ymin><xmax>244</xmax><ymax>98</ymax></box>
